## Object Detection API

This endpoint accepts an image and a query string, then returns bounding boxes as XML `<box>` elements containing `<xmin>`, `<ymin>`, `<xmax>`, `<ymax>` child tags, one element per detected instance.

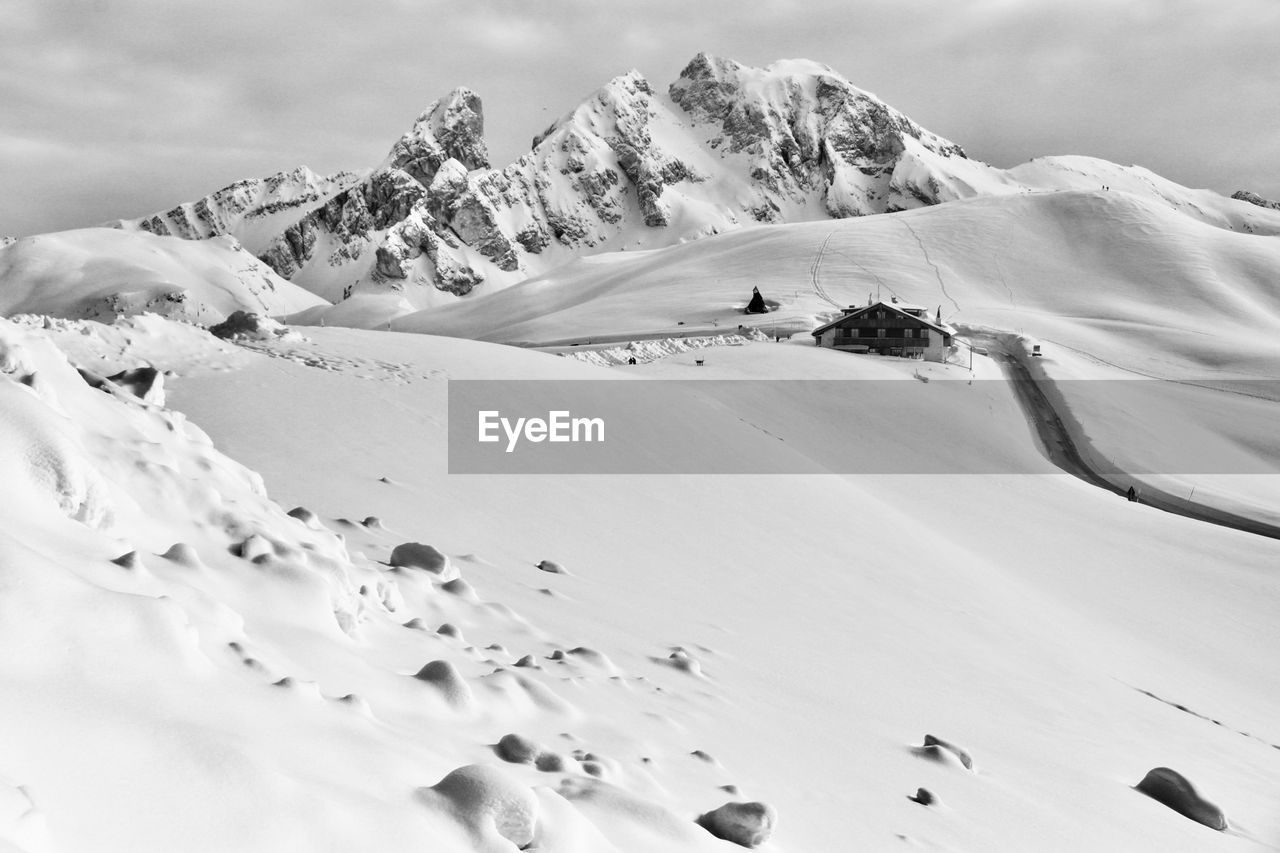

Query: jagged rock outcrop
<box><xmin>113</xmin><ymin>166</ymin><xmax>361</xmax><ymax>250</ymax></box>
<box><xmin>1232</xmin><ymin>190</ymin><xmax>1280</xmax><ymax>211</ymax></box>
<box><xmin>258</xmin><ymin>167</ymin><xmax>427</xmax><ymax>296</ymax></box>
<box><xmin>388</xmin><ymin>87</ymin><xmax>489</xmax><ymax>183</ymax></box>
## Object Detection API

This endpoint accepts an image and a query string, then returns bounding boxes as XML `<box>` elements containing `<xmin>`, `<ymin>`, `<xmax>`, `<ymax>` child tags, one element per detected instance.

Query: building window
<box><xmin>903</xmin><ymin>328</ymin><xmax>914</xmax><ymax>339</ymax></box>
<box><xmin>877</xmin><ymin>328</ymin><xmax>886</xmax><ymax>338</ymax></box>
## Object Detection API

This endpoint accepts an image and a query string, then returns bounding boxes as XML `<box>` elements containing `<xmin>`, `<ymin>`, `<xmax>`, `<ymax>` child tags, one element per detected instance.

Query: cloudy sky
<box><xmin>2</xmin><ymin>0</ymin><xmax>1275</xmax><ymax>237</ymax></box>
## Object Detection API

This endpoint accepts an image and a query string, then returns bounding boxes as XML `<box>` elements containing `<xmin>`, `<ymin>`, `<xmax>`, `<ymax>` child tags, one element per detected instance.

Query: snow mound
<box><xmin>0</xmin><ymin>324</ymin><xmax>116</xmax><ymax>526</ymax></box>
<box><xmin>423</xmin><ymin>764</ymin><xmax>539</xmax><ymax>849</ymax></box>
<box><xmin>495</xmin><ymin>732</ymin><xmax>541</xmax><ymax>764</ymax></box>
<box><xmin>8</xmin><ymin>313</ymin><xmax>249</xmax><ymax>378</ymax></box>
<box><xmin>414</xmin><ymin>659</ymin><xmax>475</xmax><ymax>709</ymax></box>
<box><xmin>0</xmin><ymin>779</ymin><xmax>49</xmax><ymax>853</ymax></box>
<box><xmin>0</xmin><ymin>229</ymin><xmax>327</xmax><ymax>322</ymax></box>
<box><xmin>913</xmin><ymin>734</ymin><xmax>974</xmax><ymax>771</ymax></box>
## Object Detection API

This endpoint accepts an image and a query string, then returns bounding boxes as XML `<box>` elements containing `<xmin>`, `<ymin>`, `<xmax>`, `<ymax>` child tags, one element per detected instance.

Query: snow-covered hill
<box><xmin>0</xmin><ymin>229</ymin><xmax>326</xmax><ymax>322</ymax></box>
<box><xmin>3</xmin><ymin>310</ymin><xmax>1276</xmax><ymax>851</ymax></box>
<box><xmin>385</xmin><ymin>186</ymin><xmax>1280</xmax><ymax>531</ymax></box>
<box><xmin>389</xmin><ymin>188</ymin><xmax>1280</xmax><ymax>372</ymax></box>
<box><xmin>11</xmin><ymin>313</ymin><xmax>1269</xmax><ymax>852</ymax></box>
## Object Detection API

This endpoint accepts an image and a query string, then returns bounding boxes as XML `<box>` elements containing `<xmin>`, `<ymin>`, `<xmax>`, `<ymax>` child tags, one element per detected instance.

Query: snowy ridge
<box><xmin>0</xmin><ymin>229</ymin><xmax>327</xmax><ymax>322</ymax></box>
<box><xmin>107</xmin><ymin>166</ymin><xmax>364</xmax><ymax>255</ymax></box>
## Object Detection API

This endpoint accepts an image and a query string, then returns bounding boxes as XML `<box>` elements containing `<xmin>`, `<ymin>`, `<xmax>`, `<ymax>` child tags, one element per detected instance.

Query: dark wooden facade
<box><xmin>812</xmin><ymin>301</ymin><xmax>954</xmax><ymax>361</ymax></box>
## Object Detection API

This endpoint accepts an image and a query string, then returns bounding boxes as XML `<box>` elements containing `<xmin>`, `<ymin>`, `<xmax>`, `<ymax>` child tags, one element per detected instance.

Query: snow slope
<box><xmin>172</xmin><ymin>325</ymin><xmax>1280</xmax><ymax>852</ymax></box>
<box><xmin>388</xmin><ymin>188</ymin><xmax>1280</xmax><ymax>376</ymax></box>
<box><xmin>0</xmin><ymin>228</ymin><xmax>327</xmax><ymax>322</ymax></box>
<box><xmin>385</xmin><ymin>186</ymin><xmax>1280</xmax><ymax>528</ymax></box>
<box><xmin>0</xmin><ymin>306</ymin><xmax>1276</xmax><ymax>850</ymax></box>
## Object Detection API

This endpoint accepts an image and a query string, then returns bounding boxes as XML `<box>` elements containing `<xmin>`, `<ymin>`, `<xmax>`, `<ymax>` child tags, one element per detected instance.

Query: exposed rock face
<box><xmin>670</xmin><ymin>54</ymin><xmax>966</xmax><ymax>219</ymax></box>
<box><xmin>117</xmin><ymin>56</ymin><xmax>976</xmax><ymax>314</ymax></box>
<box><xmin>258</xmin><ymin>166</ymin><xmax>427</xmax><ymax>297</ymax></box>
<box><xmin>388</xmin><ymin>87</ymin><xmax>490</xmax><ymax>183</ymax></box>
<box><xmin>1232</xmin><ymin>190</ymin><xmax>1280</xmax><ymax>211</ymax></box>
<box><xmin>112</xmin><ymin>166</ymin><xmax>361</xmax><ymax>249</ymax></box>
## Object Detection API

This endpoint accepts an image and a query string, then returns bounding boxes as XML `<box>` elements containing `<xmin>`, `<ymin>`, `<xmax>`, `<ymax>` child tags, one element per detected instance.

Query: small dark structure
<box><xmin>745</xmin><ymin>286</ymin><xmax>769</xmax><ymax>314</ymax></box>
<box><xmin>1127</xmin><ymin>486</ymin><xmax>1140</xmax><ymax>503</ymax></box>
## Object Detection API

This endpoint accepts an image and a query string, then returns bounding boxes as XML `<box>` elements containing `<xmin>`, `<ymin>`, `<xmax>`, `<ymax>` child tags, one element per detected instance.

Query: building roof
<box><xmin>811</xmin><ymin>300</ymin><xmax>955</xmax><ymax>337</ymax></box>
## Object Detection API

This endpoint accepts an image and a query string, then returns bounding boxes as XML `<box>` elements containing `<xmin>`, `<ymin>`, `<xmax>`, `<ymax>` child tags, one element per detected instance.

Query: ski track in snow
<box><xmin>900</xmin><ymin>218</ymin><xmax>961</xmax><ymax>316</ymax></box>
<box><xmin>238</xmin><ymin>338</ymin><xmax>443</xmax><ymax>383</ymax></box>
<box><xmin>1129</xmin><ymin>685</ymin><xmax>1280</xmax><ymax>753</ymax></box>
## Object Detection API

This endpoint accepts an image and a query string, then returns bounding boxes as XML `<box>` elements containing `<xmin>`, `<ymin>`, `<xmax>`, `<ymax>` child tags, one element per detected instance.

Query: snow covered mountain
<box><xmin>114</xmin><ymin>54</ymin><xmax>980</xmax><ymax>312</ymax></box>
<box><xmin>106</xmin><ymin>54</ymin><xmax>1279</xmax><ymax>326</ymax></box>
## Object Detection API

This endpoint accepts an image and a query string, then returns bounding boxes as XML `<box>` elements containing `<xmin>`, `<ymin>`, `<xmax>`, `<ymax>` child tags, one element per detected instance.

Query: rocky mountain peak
<box><xmin>386</xmin><ymin>87</ymin><xmax>489</xmax><ymax>186</ymax></box>
<box><xmin>1232</xmin><ymin>190</ymin><xmax>1280</xmax><ymax>211</ymax></box>
<box><xmin>669</xmin><ymin>52</ymin><xmax>968</xmax><ymax>218</ymax></box>
<box><xmin>531</xmin><ymin>69</ymin><xmax>653</xmax><ymax>150</ymax></box>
